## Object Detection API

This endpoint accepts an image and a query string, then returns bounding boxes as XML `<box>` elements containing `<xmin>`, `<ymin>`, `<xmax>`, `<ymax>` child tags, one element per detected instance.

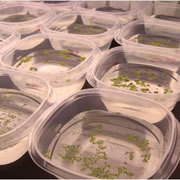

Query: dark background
<box><xmin>0</xmin><ymin>40</ymin><xmax>180</xmax><ymax>179</ymax></box>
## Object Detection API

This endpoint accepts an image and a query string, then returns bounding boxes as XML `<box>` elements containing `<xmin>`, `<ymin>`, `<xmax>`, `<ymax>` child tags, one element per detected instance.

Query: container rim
<box><xmin>0</xmin><ymin>32</ymin><xmax>98</xmax><ymax>81</ymax></box>
<box><xmin>115</xmin><ymin>19</ymin><xmax>180</xmax><ymax>51</ymax></box>
<box><xmin>0</xmin><ymin>23</ymin><xmax>20</xmax><ymax>52</ymax></box>
<box><xmin>137</xmin><ymin>3</ymin><xmax>180</xmax><ymax>21</ymax></box>
<box><xmin>0</xmin><ymin>67</ymin><xmax>53</xmax><ymax>148</ymax></box>
<box><xmin>0</xmin><ymin>2</ymin><xmax>55</xmax><ymax>27</ymax></box>
<box><xmin>41</xmin><ymin>10</ymin><xmax>120</xmax><ymax>39</ymax></box>
<box><xmin>76</xmin><ymin>1</ymin><xmax>133</xmax><ymax>16</ymax></box>
<box><xmin>86</xmin><ymin>46</ymin><xmax>180</xmax><ymax>98</ymax></box>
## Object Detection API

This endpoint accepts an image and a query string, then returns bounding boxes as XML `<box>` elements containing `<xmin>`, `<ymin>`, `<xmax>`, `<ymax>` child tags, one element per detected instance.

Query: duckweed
<box><xmin>126</xmin><ymin>134</ymin><xmax>152</xmax><ymax>163</ymax></box>
<box><xmin>110</xmin><ymin>69</ymin><xmax>174</xmax><ymax>94</ymax></box>
<box><xmin>29</xmin><ymin>67</ymin><xmax>38</xmax><ymax>72</ymax></box>
<box><xmin>58</xmin><ymin>124</ymin><xmax>153</xmax><ymax>178</ymax></box>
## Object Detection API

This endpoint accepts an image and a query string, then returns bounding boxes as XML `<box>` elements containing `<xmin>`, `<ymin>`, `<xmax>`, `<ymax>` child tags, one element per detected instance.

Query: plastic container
<box><xmin>0</xmin><ymin>24</ymin><xmax>20</xmax><ymax>55</ymax></box>
<box><xmin>29</xmin><ymin>88</ymin><xmax>180</xmax><ymax>179</ymax></box>
<box><xmin>42</xmin><ymin>1</ymin><xmax>78</xmax><ymax>14</ymax></box>
<box><xmin>87</xmin><ymin>47</ymin><xmax>180</xmax><ymax>110</ymax></box>
<box><xmin>75</xmin><ymin>1</ymin><xmax>152</xmax><ymax>24</ymax></box>
<box><xmin>0</xmin><ymin>33</ymin><xmax>98</xmax><ymax>102</ymax></box>
<box><xmin>138</xmin><ymin>3</ymin><xmax>180</xmax><ymax>26</ymax></box>
<box><xmin>115</xmin><ymin>20</ymin><xmax>180</xmax><ymax>56</ymax></box>
<box><xmin>0</xmin><ymin>2</ymin><xmax>55</xmax><ymax>37</ymax></box>
<box><xmin>0</xmin><ymin>68</ymin><xmax>55</xmax><ymax>165</ymax></box>
<box><xmin>41</xmin><ymin>11</ymin><xmax>119</xmax><ymax>52</ymax></box>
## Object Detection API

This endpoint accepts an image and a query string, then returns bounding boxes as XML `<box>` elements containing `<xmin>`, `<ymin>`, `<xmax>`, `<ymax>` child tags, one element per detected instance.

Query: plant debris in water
<box><xmin>59</xmin><ymin>23</ymin><xmax>107</xmax><ymax>35</ymax></box>
<box><xmin>131</xmin><ymin>34</ymin><xmax>179</xmax><ymax>48</ymax></box>
<box><xmin>110</xmin><ymin>69</ymin><xmax>174</xmax><ymax>94</ymax></box>
<box><xmin>16</xmin><ymin>49</ymin><xmax>86</xmax><ymax>71</ymax></box>
<box><xmin>3</xmin><ymin>14</ymin><xmax>36</xmax><ymax>22</ymax></box>
<box><xmin>57</xmin><ymin>124</ymin><xmax>152</xmax><ymax>179</ymax></box>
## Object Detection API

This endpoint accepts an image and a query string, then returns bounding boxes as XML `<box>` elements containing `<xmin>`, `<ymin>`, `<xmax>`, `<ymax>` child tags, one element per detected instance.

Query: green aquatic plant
<box><xmin>125</xmin><ymin>152</ymin><xmax>134</xmax><ymax>160</ymax></box>
<box><xmin>43</xmin><ymin>150</ymin><xmax>51</xmax><ymax>160</ymax></box>
<box><xmin>59</xmin><ymin>144</ymin><xmax>81</xmax><ymax>163</ymax></box>
<box><xmin>126</xmin><ymin>134</ymin><xmax>152</xmax><ymax>163</ymax></box>
<box><xmin>43</xmin><ymin>50</ymin><xmax>50</xmax><ymax>55</ymax></box>
<box><xmin>29</xmin><ymin>67</ymin><xmax>38</xmax><ymax>72</ymax></box>
<box><xmin>79</xmin><ymin>57</ymin><xmax>86</xmax><ymax>62</ymax></box>
<box><xmin>57</xmin><ymin>62</ymin><xmax>66</xmax><ymax>66</ymax></box>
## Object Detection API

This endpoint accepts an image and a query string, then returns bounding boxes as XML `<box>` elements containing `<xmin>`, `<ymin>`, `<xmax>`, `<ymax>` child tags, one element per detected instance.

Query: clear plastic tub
<box><xmin>87</xmin><ymin>47</ymin><xmax>180</xmax><ymax>110</ymax></box>
<box><xmin>0</xmin><ymin>68</ymin><xmax>55</xmax><ymax>165</ymax></box>
<box><xmin>41</xmin><ymin>11</ymin><xmax>119</xmax><ymax>52</ymax></box>
<box><xmin>0</xmin><ymin>2</ymin><xmax>55</xmax><ymax>37</ymax></box>
<box><xmin>0</xmin><ymin>33</ymin><xmax>98</xmax><ymax>102</ymax></box>
<box><xmin>29</xmin><ymin>88</ymin><xmax>180</xmax><ymax>179</ymax></box>
<box><xmin>115</xmin><ymin>20</ymin><xmax>180</xmax><ymax>56</ymax></box>
<box><xmin>138</xmin><ymin>3</ymin><xmax>180</xmax><ymax>25</ymax></box>
<box><xmin>75</xmin><ymin>1</ymin><xmax>152</xmax><ymax>24</ymax></box>
<box><xmin>0</xmin><ymin>24</ymin><xmax>20</xmax><ymax>55</ymax></box>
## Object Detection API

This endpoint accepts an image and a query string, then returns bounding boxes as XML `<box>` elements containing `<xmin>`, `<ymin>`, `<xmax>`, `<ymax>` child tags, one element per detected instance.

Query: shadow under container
<box><xmin>0</xmin><ymin>24</ymin><xmax>20</xmax><ymax>55</ymax></box>
<box><xmin>0</xmin><ymin>2</ymin><xmax>55</xmax><ymax>38</ymax></box>
<box><xmin>115</xmin><ymin>20</ymin><xmax>180</xmax><ymax>56</ymax></box>
<box><xmin>87</xmin><ymin>47</ymin><xmax>180</xmax><ymax>110</ymax></box>
<box><xmin>0</xmin><ymin>33</ymin><xmax>98</xmax><ymax>102</ymax></box>
<box><xmin>41</xmin><ymin>11</ymin><xmax>119</xmax><ymax>52</ymax></box>
<box><xmin>137</xmin><ymin>3</ymin><xmax>180</xmax><ymax>25</ymax></box>
<box><xmin>29</xmin><ymin>88</ymin><xmax>180</xmax><ymax>179</ymax></box>
<box><xmin>0</xmin><ymin>68</ymin><xmax>54</xmax><ymax>165</ymax></box>
<box><xmin>75</xmin><ymin>1</ymin><xmax>152</xmax><ymax>24</ymax></box>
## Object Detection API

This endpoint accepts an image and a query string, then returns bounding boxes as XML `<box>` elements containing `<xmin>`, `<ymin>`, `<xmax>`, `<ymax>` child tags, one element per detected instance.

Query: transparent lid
<box><xmin>29</xmin><ymin>88</ymin><xmax>180</xmax><ymax>179</ymax></box>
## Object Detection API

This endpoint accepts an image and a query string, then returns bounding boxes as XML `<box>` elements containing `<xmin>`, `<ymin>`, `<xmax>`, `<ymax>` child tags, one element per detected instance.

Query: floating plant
<box><xmin>15</xmin><ymin>49</ymin><xmax>86</xmax><ymax>72</ymax></box>
<box><xmin>129</xmin><ymin>34</ymin><xmax>179</xmax><ymax>48</ymax></box>
<box><xmin>59</xmin><ymin>23</ymin><xmax>107</xmax><ymax>35</ymax></box>
<box><xmin>110</xmin><ymin>68</ymin><xmax>174</xmax><ymax>94</ymax></box>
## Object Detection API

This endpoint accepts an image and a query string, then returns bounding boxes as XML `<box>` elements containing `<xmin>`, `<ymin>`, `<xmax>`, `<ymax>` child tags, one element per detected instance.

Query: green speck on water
<box><xmin>3</xmin><ymin>119</ymin><xmax>11</xmax><ymax>126</ymax></box>
<box><xmin>43</xmin><ymin>50</ymin><xmax>49</xmax><ymax>55</ymax></box>
<box><xmin>132</xmin><ymin>70</ymin><xmax>141</xmax><ymax>76</ymax></box>
<box><xmin>163</xmin><ymin>72</ymin><xmax>169</xmax><ymax>77</ymax></box>
<box><xmin>59</xmin><ymin>50</ymin><xmax>69</xmax><ymax>55</ymax></box>
<box><xmin>149</xmin><ymin>73</ymin><xmax>157</xmax><ymax>80</ymax></box>
<box><xmin>138</xmin><ymin>35</ymin><xmax>144</xmax><ymax>41</ymax></box>
<box><xmin>125</xmin><ymin>152</ymin><xmax>134</xmax><ymax>160</ymax></box>
<box><xmin>43</xmin><ymin>150</ymin><xmax>51</xmax><ymax>160</ymax></box>
<box><xmin>44</xmin><ymin>60</ymin><xmax>49</xmax><ymax>64</ymax></box>
<box><xmin>66</xmin><ymin>79</ymin><xmax>70</xmax><ymax>82</ymax></box>
<box><xmin>29</xmin><ymin>67</ymin><xmax>38</xmax><ymax>72</ymax></box>
<box><xmin>57</xmin><ymin>62</ymin><xmax>66</xmax><ymax>66</ymax></box>
<box><xmin>79</xmin><ymin>57</ymin><xmax>86</xmax><ymax>62</ymax></box>
<box><xmin>8</xmin><ymin>113</ymin><xmax>16</xmax><ymax>119</ymax></box>
<box><xmin>20</xmin><ymin>56</ymin><xmax>32</xmax><ymax>63</ymax></box>
<box><xmin>62</xmin><ymin>55</ymin><xmax>72</xmax><ymax>59</ymax></box>
<box><xmin>141</xmin><ymin>153</ymin><xmax>151</xmax><ymax>163</ymax></box>
<box><xmin>73</xmin><ymin>26</ymin><xmax>78</xmax><ymax>30</ymax></box>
